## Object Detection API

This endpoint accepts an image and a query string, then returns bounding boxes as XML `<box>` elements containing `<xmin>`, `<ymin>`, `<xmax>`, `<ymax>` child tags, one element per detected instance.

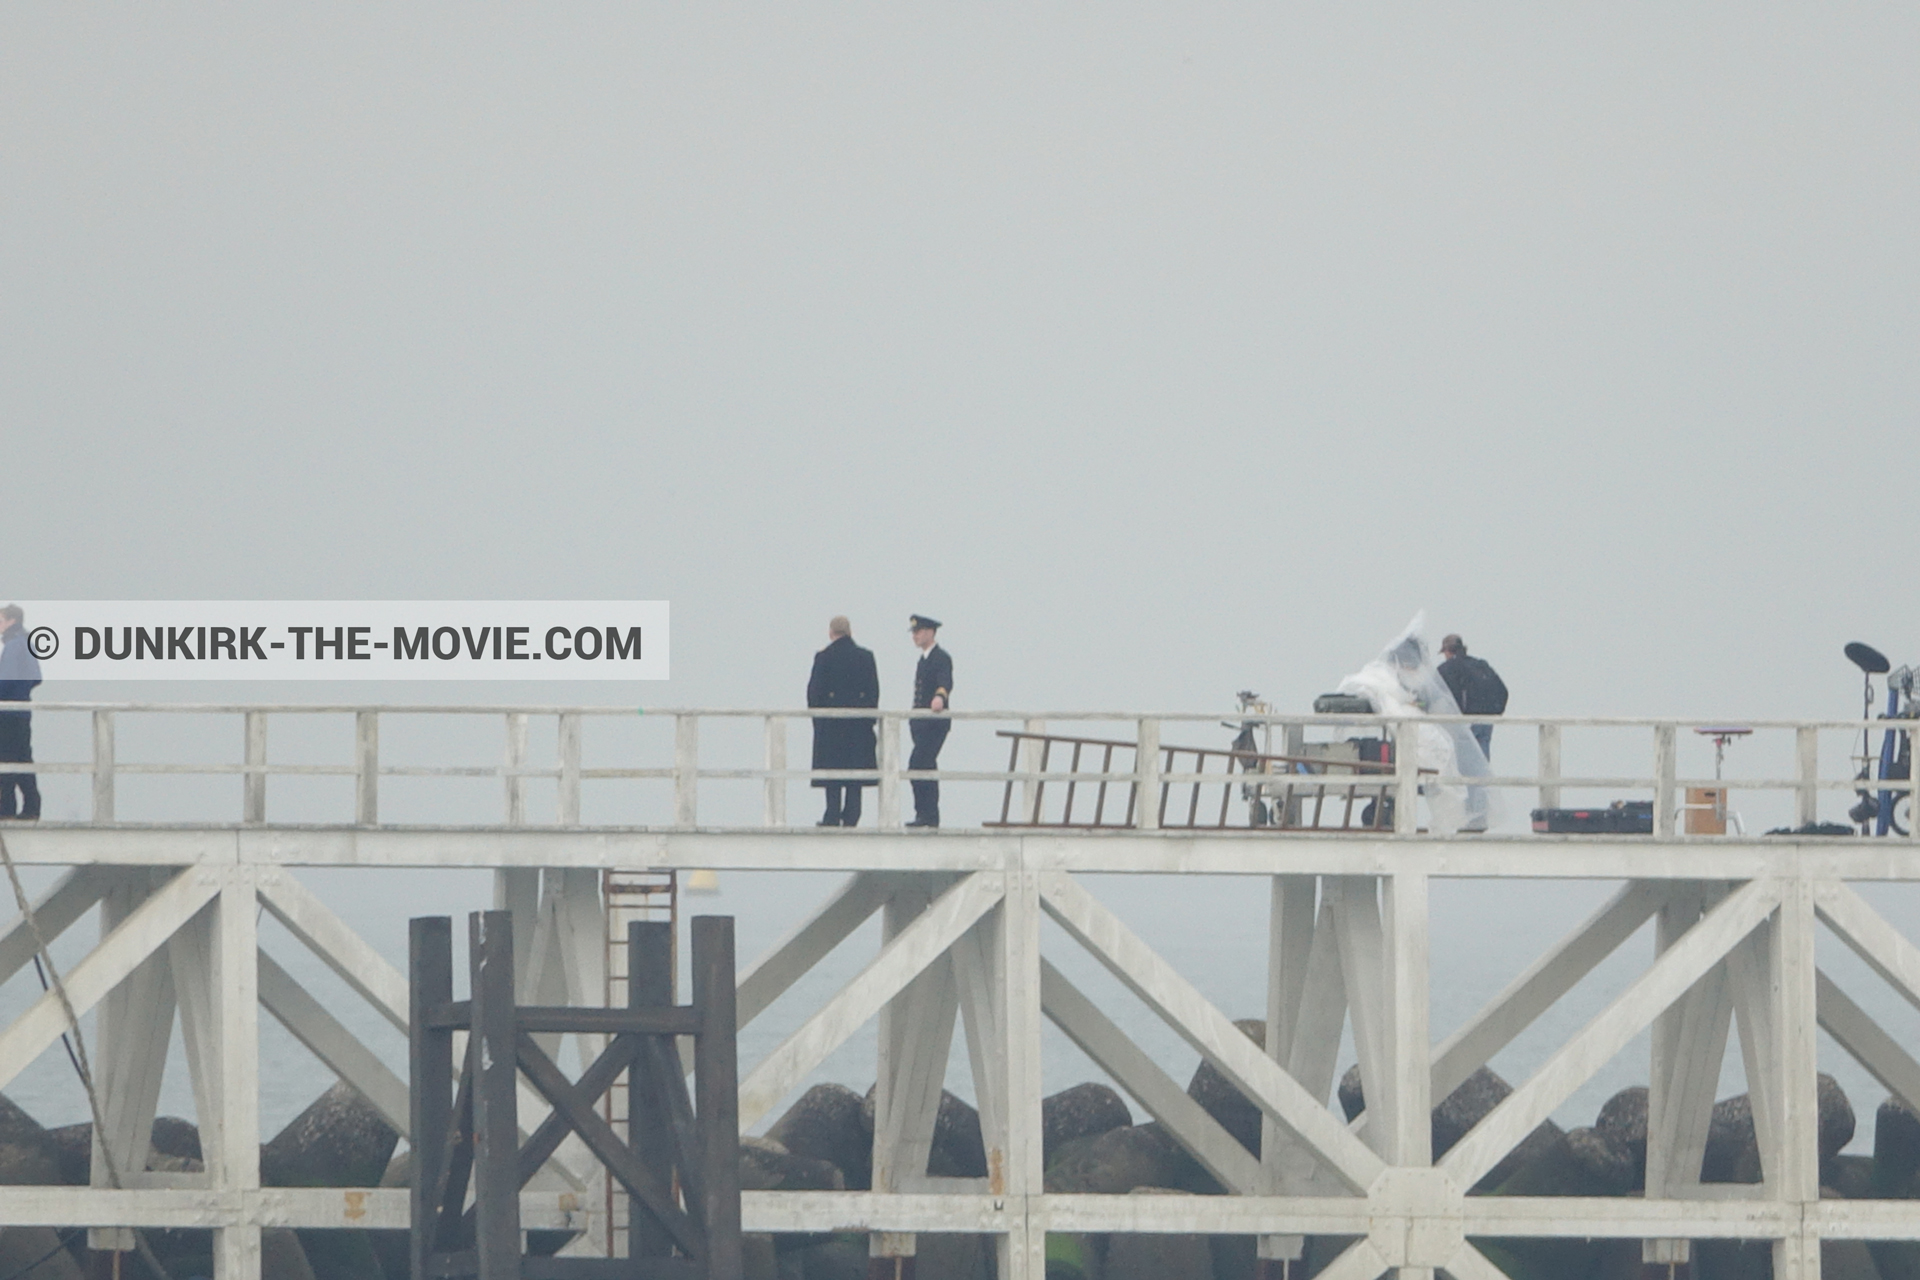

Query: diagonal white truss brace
<box><xmin>1039</xmin><ymin>957</ymin><xmax>1265</xmax><ymax>1194</ymax></box>
<box><xmin>1038</xmin><ymin>870</ymin><xmax>1385</xmax><ymax>1194</ymax></box>
<box><xmin>738</xmin><ymin>870</ymin><xmax>1006</xmax><ymax>1130</ymax></box>
<box><xmin>1442</xmin><ymin>877</ymin><xmax>1782</xmax><ymax>1190</ymax></box>
<box><xmin>0</xmin><ymin>866</ymin><xmax>219</xmax><ymax>1092</ymax></box>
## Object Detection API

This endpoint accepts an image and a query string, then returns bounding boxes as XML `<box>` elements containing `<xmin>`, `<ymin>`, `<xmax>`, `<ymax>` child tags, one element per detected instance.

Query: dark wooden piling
<box><xmin>691</xmin><ymin>917</ymin><xmax>740</xmax><ymax>1280</ymax></box>
<box><xmin>410</xmin><ymin>911</ymin><xmax>740</xmax><ymax>1279</ymax></box>
<box><xmin>469</xmin><ymin>910</ymin><xmax>523</xmax><ymax>1280</ymax></box>
<box><xmin>410</xmin><ymin>915</ymin><xmax>453</xmax><ymax>1280</ymax></box>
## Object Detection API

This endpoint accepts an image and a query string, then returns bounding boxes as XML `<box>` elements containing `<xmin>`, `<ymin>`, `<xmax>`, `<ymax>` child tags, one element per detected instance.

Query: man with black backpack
<box><xmin>1438</xmin><ymin>634</ymin><xmax>1508</xmax><ymax>760</ymax></box>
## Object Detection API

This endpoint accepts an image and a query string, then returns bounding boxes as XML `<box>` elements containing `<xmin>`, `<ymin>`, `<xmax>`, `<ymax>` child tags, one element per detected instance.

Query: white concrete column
<box><xmin>997</xmin><ymin>865</ymin><xmax>1045</xmax><ymax>1280</ymax></box>
<box><xmin>1653</xmin><ymin>724</ymin><xmax>1677</xmax><ymax>839</ymax></box>
<box><xmin>1383</xmin><ymin>871</ymin><xmax>1432</xmax><ymax>1171</ymax></box>
<box><xmin>1536</xmin><ymin>722</ymin><xmax>1561</xmax><ymax>814</ymax></box>
<box><xmin>1020</xmin><ymin>720</ymin><xmax>1046</xmax><ymax>823</ymax></box>
<box><xmin>1772</xmin><ymin>877</ymin><xmax>1821</xmax><ymax>1280</ymax></box>
<box><xmin>762</xmin><ymin>715</ymin><xmax>786</xmax><ymax>827</ymax></box>
<box><xmin>91</xmin><ymin>710</ymin><xmax>116</xmax><ymax>822</ymax></box>
<box><xmin>504</xmin><ymin>711</ymin><xmax>528</xmax><ymax>826</ymax></box>
<box><xmin>494</xmin><ymin>868</ymin><xmax>541</xmax><ymax>995</ymax></box>
<box><xmin>673</xmin><ymin>714</ymin><xmax>699</xmax><ymax>827</ymax></box>
<box><xmin>213</xmin><ymin>867</ymin><xmax>261</xmax><ymax>1280</ymax></box>
<box><xmin>243</xmin><ymin>711</ymin><xmax>267</xmax><ymax>825</ymax></box>
<box><xmin>1394</xmin><ymin>724</ymin><xmax>1419</xmax><ymax>835</ymax></box>
<box><xmin>877</xmin><ymin>713</ymin><xmax>901</xmax><ymax>830</ymax></box>
<box><xmin>1261</xmin><ymin>875</ymin><xmax>1318</xmax><ymax>1267</ymax></box>
<box><xmin>354</xmin><ymin>711</ymin><xmax>379</xmax><ymax>825</ymax></box>
<box><xmin>1794</xmin><ymin>726</ymin><xmax>1818</xmax><ymax>829</ymax></box>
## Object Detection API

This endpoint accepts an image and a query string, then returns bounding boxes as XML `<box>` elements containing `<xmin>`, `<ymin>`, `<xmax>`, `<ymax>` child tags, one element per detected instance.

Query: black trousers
<box><xmin>0</xmin><ymin>713</ymin><xmax>38</xmax><ymax>821</ymax></box>
<box><xmin>909</xmin><ymin>719</ymin><xmax>950</xmax><ymax>823</ymax></box>
<box><xmin>821</xmin><ymin>783</ymin><xmax>864</xmax><ymax>827</ymax></box>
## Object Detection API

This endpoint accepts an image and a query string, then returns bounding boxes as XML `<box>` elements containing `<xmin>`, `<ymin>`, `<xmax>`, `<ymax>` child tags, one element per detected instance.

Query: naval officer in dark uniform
<box><xmin>907</xmin><ymin>614</ymin><xmax>953</xmax><ymax>828</ymax></box>
<box><xmin>807</xmin><ymin>616</ymin><xmax>879</xmax><ymax>826</ymax></box>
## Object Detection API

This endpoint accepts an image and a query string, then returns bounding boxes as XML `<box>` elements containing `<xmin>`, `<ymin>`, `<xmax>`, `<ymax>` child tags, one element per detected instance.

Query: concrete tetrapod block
<box><xmin>41</xmin><ymin>1125</ymin><xmax>91</xmax><ymax>1186</ymax></box>
<box><xmin>862</xmin><ymin>1087</ymin><xmax>988</xmax><ymax>1179</ymax></box>
<box><xmin>1813</xmin><ymin>1189</ymin><xmax>1886</xmax><ymax>1280</ymax></box>
<box><xmin>769</xmin><ymin>1083</ymin><xmax>874</xmax><ymax>1190</ymax></box>
<box><xmin>1876</xmin><ymin>1095</ymin><xmax>1920</xmax><ymax>1194</ymax></box>
<box><xmin>914</xmin><ymin>1232</ymin><xmax>994</xmax><ymax>1280</ymax></box>
<box><xmin>1692</xmin><ymin>1237</ymin><xmax>1779</xmax><ymax>1280</ymax></box>
<box><xmin>1044</xmin><ymin>1231</ymin><xmax>1102</xmax><ymax>1280</ymax></box>
<box><xmin>1564</xmin><ymin>1126</ymin><xmax>1640</xmax><ymax>1196</ymax></box>
<box><xmin>262</xmin><ymin>1082</ymin><xmax>401</xmax><ymax>1280</ymax></box>
<box><xmin>1703</xmin><ymin>1075</ymin><xmax>1854</xmax><ymax>1186</ymax></box>
<box><xmin>148</xmin><ymin>1116</ymin><xmax>202</xmax><ymax>1163</ymax></box>
<box><xmin>742</xmin><ymin>1233</ymin><xmax>779</xmax><ymax>1280</ymax></box>
<box><xmin>1477</xmin><ymin>1124</ymin><xmax>1638</xmax><ymax>1280</ymax></box>
<box><xmin>1100</xmin><ymin>1188</ymin><xmax>1213</xmax><ymax>1280</ymax></box>
<box><xmin>1045</xmin><ymin>1125</ymin><xmax>1189</xmax><ymax>1196</ymax></box>
<box><xmin>740</xmin><ymin>1135</ymin><xmax>847</xmax><ymax>1191</ymax></box>
<box><xmin>262</xmin><ymin>1081</ymin><xmax>400</xmax><ymax>1188</ymax></box>
<box><xmin>0</xmin><ymin>1095</ymin><xmax>57</xmax><ymax>1162</ymax></box>
<box><xmin>0</xmin><ymin>1227</ymin><xmax>83</xmax><ymax>1280</ymax></box>
<box><xmin>786</xmin><ymin>1233</ymin><xmax>867</xmax><ymax>1279</ymax></box>
<box><xmin>262</xmin><ymin>1227</ymin><xmax>319</xmax><ymax>1280</ymax></box>
<box><xmin>1432</xmin><ymin>1067</ymin><xmax>1515</xmax><ymax>1160</ymax></box>
<box><xmin>39</xmin><ymin>1117</ymin><xmax>202</xmax><ymax>1187</ymax></box>
<box><xmin>0</xmin><ymin>1141</ymin><xmax>61</xmax><ymax>1187</ymax></box>
<box><xmin>1209</xmin><ymin>1232</ymin><xmax>1256</xmax><ymax>1280</ymax></box>
<box><xmin>1594</xmin><ymin>1085</ymin><xmax>1648</xmax><ymax>1186</ymax></box>
<box><xmin>1872</xmin><ymin>1236</ymin><xmax>1920</xmax><ymax>1280</ymax></box>
<box><xmin>1043</xmin><ymin>1082</ymin><xmax>1132</xmax><ymax>1167</ymax></box>
<box><xmin>1188</xmin><ymin>1020</ymin><xmax>1267</xmax><ymax>1155</ymax></box>
<box><xmin>1344</xmin><ymin>1063</ymin><xmax>1568</xmax><ymax>1194</ymax></box>
<box><xmin>1869</xmin><ymin>1098</ymin><xmax>1920</xmax><ymax>1280</ymax></box>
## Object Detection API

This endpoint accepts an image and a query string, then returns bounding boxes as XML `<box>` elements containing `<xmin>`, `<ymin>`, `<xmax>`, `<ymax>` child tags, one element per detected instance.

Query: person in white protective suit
<box><xmin>1335</xmin><ymin>613</ymin><xmax>1495</xmax><ymax>833</ymax></box>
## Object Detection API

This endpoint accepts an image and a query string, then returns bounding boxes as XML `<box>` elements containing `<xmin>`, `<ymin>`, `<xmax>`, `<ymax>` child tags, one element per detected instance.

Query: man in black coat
<box><xmin>1438</xmin><ymin>634</ymin><xmax>1509</xmax><ymax>760</ymax></box>
<box><xmin>907</xmin><ymin>614</ymin><xmax>953</xmax><ymax>828</ymax></box>
<box><xmin>808</xmin><ymin>616</ymin><xmax>879</xmax><ymax>826</ymax></box>
<box><xmin>0</xmin><ymin>604</ymin><xmax>43</xmax><ymax>821</ymax></box>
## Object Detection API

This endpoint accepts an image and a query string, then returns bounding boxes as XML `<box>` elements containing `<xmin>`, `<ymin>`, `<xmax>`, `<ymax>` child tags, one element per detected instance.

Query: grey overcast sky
<box><xmin>4</xmin><ymin>6</ymin><xmax>1916</xmax><ymax>721</ymax></box>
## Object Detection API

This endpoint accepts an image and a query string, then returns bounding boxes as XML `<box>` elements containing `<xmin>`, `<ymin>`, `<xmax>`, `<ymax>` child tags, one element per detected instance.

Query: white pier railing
<box><xmin>1</xmin><ymin>705</ymin><xmax>1919</xmax><ymax>1280</ymax></box>
<box><xmin>3</xmin><ymin>701</ymin><xmax>1916</xmax><ymax>836</ymax></box>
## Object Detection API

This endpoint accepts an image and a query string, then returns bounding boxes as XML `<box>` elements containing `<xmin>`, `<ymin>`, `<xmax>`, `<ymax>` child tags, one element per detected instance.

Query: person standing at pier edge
<box><xmin>1438</xmin><ymin>634</ymin><xmax>1508</xmax><ymax>759</ymax></box>
<box><xmin>907</xmin><ymin>615</ymin><xmax>953</xmax><ymax>828</ymax></box>
<box><xmin>807</xmin><ymin>616</ymin><xmax>880</xmax><ymax>827</ymax></box>
<box><xmin>0</xmin><ymin>605</ymin><xmax>43</xmax><ymax>821</ymax></box>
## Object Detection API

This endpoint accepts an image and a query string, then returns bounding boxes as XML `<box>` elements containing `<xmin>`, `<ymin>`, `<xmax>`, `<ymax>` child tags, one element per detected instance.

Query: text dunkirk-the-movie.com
<box><xmin>15</xmin><ymin>602</ymin><xmax>669</xmax><ymax>681</ymax></box>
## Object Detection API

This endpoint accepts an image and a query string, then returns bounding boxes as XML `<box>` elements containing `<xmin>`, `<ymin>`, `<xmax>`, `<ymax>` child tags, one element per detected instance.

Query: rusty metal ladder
<box><xmin>602</xmin><ymin>868</ymin><xmax>678</xmax><ymax>1258</ymax></box>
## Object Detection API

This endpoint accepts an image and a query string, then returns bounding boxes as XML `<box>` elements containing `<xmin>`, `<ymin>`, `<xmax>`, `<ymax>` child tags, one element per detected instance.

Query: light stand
<box><xmin>1846</xmin><ymin>642</ymin><xmax>1890</xmax><ymax>831</ymax></box>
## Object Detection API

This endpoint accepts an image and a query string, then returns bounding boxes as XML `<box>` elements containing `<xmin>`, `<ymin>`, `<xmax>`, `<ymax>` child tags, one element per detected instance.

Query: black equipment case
<box><xmin>1531</xmin><ymin>801</ymin><xmax>1655</xmax><ymax>834</ymax></box>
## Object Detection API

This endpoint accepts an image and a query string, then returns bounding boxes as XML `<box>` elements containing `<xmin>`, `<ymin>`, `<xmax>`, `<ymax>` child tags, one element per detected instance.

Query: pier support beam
<box><xmin>213</xmin><ymin>867</ymin><xmax>263</xmax><ymax>1280</ymax></box>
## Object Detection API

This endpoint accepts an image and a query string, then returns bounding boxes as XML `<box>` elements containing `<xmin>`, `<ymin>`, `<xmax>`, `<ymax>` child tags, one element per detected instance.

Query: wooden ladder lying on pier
<box><xmin>985</xmin><ymin>729</ymin><xmax>1424</xmax><ymax>832</ymax></box>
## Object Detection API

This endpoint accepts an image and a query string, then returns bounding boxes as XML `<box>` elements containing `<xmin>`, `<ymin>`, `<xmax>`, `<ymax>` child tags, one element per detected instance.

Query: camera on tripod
<box><xmin>1845</xmin><ymin>642</ymin><xmax>1915</xmax><ymax>835</ymax></box>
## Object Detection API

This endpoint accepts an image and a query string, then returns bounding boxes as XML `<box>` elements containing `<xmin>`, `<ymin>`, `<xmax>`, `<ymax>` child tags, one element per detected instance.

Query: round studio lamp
<box><xmin>1847</xmin><ymin>642</ymin><xmax>1892</xmax><ymax>675</ymax></box>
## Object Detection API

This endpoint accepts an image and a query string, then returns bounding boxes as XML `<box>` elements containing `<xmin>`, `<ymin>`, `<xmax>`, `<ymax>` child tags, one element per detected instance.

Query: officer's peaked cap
<box><xmin>909</xmin><ymin>614</ymin><xmax>942</xmax><ymax>631</ymax></box>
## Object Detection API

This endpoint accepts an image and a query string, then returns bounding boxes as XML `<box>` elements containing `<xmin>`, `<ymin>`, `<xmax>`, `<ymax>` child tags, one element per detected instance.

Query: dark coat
<box><xmin>0</xmin><ymin>630</ymin><xmax>39</xmax><ymax>761</ymax></box>
<box><xmin>808</xmin><ymin>635</ymin><xmax>879</xmax><ymax>784</ymax></box>
<box><xmin>1439</xmin><ymin>654</ymin><xmax>1508</xmax><ymax>715</ymax></box>
<box><xmin>0</xmin><ymin>628</ymin><xmax>41</xmax><ymax>703</ymax></box>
